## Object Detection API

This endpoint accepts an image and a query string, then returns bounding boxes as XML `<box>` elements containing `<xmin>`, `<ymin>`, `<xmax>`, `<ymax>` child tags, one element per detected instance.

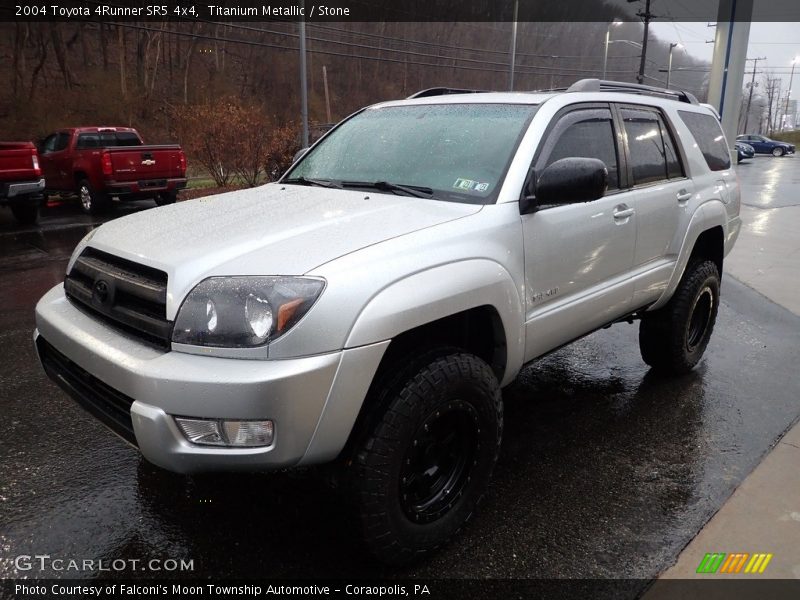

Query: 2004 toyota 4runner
<box><xmin>35</xmin><ymin>79</ymin><xmax>741</xmax><ymax>564</ymax></box>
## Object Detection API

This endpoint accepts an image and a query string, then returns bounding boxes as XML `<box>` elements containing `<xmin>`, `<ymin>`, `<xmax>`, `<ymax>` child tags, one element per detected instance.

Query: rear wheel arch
<box><xmin>651</xmin><ymin>206</ymin><xmax>727</xmax><ymax>311</ymax></box>
<box><xmin>73</xmin><ymin>171</ymin><xmax>89</xmax><ymax>188</ymax></box>
<box><xmin>689</xmin><ymin>225</ymin><xmax>724</xmax><ymax>276</ymax></box>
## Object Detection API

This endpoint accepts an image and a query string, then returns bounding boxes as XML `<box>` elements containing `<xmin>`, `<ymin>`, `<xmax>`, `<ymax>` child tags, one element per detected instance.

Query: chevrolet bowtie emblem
<box><xmin>142</xmin><ymin>159</ymin><xmax>156</xmax><ymax>166</ymax></box>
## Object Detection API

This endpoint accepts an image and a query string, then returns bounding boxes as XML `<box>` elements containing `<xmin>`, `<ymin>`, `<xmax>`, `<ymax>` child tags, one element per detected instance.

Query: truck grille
<box><xmin>37</xmin><ymin>336</ymin><xmax>137</xmax><ymax>447</ymax></box>
<box><xmin>64</xmin><ymin>247</ymin><xmax>172</xmax><ymax>348</ymax></box>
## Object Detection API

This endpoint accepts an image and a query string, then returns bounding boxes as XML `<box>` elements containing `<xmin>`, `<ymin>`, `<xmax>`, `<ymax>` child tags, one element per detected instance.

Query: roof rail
<box><xmin>566</xmin><ymin>79</ymin><xmax>699</xmax><ymax>105</ymax></box>
<box><xmin>407</xmin><ymin>87</ymin><xmax>486</xmax><ymax>99</ymax></box>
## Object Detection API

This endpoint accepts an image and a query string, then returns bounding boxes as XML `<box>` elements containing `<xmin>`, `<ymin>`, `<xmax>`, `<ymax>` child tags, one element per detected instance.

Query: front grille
<box><xmin>37</xmin><ymin>337</ymin><xmax>138</xmax><ymax>447</ymax></box>
<box><xmin>64</xmin><ymin>247</ymin><xmax>172</xmax><ymax>348</ymax></box>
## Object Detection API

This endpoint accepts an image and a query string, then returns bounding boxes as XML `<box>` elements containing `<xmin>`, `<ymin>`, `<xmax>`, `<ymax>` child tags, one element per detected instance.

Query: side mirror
<box><xmin>531</xmin><ymin>157</ymin><xmax>608</xmax><ymax>208</ymax></box>
<box><xmin>293</xmin><ymin>147</ymin><xmax>309</xmax><ymax>163</ymax></box>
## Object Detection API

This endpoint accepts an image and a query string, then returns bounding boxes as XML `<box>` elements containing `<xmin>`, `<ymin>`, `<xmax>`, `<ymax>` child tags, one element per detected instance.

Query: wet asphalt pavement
<box><xmin>1</xmin><ymin>167</ymin><xmax>799</xmax><ymax>589</ymax></box>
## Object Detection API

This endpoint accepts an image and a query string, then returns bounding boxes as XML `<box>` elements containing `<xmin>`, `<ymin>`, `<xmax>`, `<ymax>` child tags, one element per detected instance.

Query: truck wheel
<box><xmin>10</xmin><ymin>202</ymin><xmax>40</xmax><ymax>225</ymax></box>
<box><xmin>772</xmin><ymin>147</ymin><xmax>785</xmax><ymax>157</ymax></box>
<box><xmin>78</xmin><ymin>179</ymin><xmax>107</xmax><ymax>215</ymax></box>
<box><xmin>639</xmin><ymin>260</ymin><xmax>720</xmax><ymax>374</ymax></box>
<box><xmin>351</xmin><ymin>351</ymin><xmax>502</xmax><ymax>565</ymax></box>
<box><xmin>155</xmin><ymin>191</ymin><xmax>177</xmax><ymax>206</ymax></box>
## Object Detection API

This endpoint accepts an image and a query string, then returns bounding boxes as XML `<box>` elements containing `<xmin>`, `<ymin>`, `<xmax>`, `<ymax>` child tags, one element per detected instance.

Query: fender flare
<box><xmin>650</xmin><ymin>200</ymin><xmax>727</xmax><ymax>311</ymax></box>
<box><xmin>345</xmin><ymin>259</ymin><xmax>525</xmax><ymax>386</ymax></box>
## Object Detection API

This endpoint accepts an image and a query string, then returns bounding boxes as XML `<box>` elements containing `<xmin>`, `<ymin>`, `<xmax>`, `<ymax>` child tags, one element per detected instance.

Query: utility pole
<box><xmin>628</xmin><ymin>0</ymin><xmax>655</xmax><ymax>85</ymax></box>
<box><xmin>322</xmin><ymin>65</ymin><xmax>331</xmax><ymax>124</ymax></box>
<box><xmin>509</xmin><ymin>0</ymin><xmax>518</xmax><ymax>91</ymax></box>
<box><xmin>783</xmin><ymin>57</ymin><xmax>798</xmax><ymax>131</ymax></box>
<box><xmin>299</xmin><ymin>0</ymin><xmax>309</xmax><ymax>148</ymax></box>
<box><xmin>743</xmin><ymin>57</ymin><xmax>766</xmax><ymax>133</ymax></box>
<box><xmin>765</xmin><ymin>77</ymin><xmax>780</xmax><ymax>136</ymax></box>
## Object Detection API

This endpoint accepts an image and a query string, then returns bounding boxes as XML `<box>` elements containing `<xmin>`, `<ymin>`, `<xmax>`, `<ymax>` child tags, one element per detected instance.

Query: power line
<box><xmin>190</xmin><ymin>18</ymin><xmax>642</xmax><ymax>65</ymax></box>
<box><xmin>307</xmin><ymin>23</ymin><xmax>639</xmax><ymax>61</ymax></box>
<box><xmin>104</xmin><ymin>21</ymin><xmax>637</xmax><ymax>79</ymax></box>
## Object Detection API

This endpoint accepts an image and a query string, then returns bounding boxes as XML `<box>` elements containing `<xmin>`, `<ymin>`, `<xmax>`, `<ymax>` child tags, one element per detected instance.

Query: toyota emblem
<box><xmin>93</xmin><ymin>279</ymin><xmax>110</xmax><ymax>304</ymax></box>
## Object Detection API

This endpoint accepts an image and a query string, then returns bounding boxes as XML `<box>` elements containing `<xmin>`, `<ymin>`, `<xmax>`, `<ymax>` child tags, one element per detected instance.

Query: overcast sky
<box><xmin>649</xmin><ymin>21</ymin><xmax>799</xmax><ymax>104</ymax></box>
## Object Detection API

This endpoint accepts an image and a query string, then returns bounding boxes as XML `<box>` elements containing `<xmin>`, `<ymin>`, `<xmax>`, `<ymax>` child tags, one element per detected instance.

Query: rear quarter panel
<box><xmin>648</xmin><ymin>104</ymin><xmax>740</xmax><ymax>310</ymax></box>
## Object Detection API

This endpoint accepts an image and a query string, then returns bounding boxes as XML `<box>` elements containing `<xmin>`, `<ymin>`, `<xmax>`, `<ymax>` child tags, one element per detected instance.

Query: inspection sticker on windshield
<box><xmin>453</xmin><ymin>178</ymin><xmax>490</xmax><ymax>192</ymax></box>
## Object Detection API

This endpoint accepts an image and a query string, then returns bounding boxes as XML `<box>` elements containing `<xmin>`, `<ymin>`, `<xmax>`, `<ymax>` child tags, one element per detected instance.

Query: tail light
<box><xmin>101</xmin><ymin>151</ymin><xmax>113</xmax><ymax>177</ymax></box>
<box><xmin>178</xmin><ymin>151</ymin><xmax>187</xmax><ymax>175</ymax></box>
<box><xmin>31</xmin><ymin>152</ymin><xmax>41</xmax><ymax>176</ymax></box>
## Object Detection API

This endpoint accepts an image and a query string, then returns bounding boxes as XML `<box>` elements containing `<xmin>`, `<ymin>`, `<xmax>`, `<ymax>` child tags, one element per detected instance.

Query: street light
<box><xmin>783</xmin><ymin>56</ymin><xmax>799</xmax><ymax>131</ymax></box>
<box><xmin>603</xmin><ymin>19</ymin><xmax>623</xmax><ymax>80</ymax></box>
<box><xmin>666</xmin><ymin>42</ymin><xmax>682</xmax><ymax>89</ymax></box>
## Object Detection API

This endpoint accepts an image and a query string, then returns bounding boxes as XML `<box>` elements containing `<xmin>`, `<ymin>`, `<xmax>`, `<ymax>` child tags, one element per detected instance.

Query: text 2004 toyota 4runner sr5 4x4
<box><xmin>35</xmin><ymin>79</ymin><xmax>740</xmax><ymax>564</ymax></box>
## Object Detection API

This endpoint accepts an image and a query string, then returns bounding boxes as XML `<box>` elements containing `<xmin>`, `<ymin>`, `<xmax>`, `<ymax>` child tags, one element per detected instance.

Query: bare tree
<box><xmin>118</xmin><ymin>25</ymin><xmax>127</xmax><ymax>97</ymax></box>
<box><xmin>29</xmin><ymin>28</ymin><xmax>48</xmax><ymax>101</ymax></box>
<box><xmin>49</xmin><ymin>23</ymin><xmax>74</xmax><ymax>89</ymax></box>
<box><xmin>12</xmin><ymin>23</ymin><xmax>29</xmax><ymax>98</ymax></box>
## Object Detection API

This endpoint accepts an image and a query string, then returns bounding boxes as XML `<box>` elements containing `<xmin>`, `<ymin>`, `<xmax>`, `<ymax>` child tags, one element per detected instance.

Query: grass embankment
<box><xmin>772</xmin><ymin>130</ymin><xmax>800</xmax><ymax>145</ymax></box>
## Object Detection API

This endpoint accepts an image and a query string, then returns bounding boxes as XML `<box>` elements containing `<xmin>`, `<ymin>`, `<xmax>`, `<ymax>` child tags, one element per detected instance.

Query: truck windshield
<box><xmin>285</xmin><ymin>103</ymin><xmax>538</xmax><ymax>203</ymax></box>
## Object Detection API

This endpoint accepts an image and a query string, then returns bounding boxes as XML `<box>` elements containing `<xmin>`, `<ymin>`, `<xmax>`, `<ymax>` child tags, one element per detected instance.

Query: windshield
<box><xmin>284</xmin><ymin>103</ymin><xmax>538</xmax><ymax>203</ymax></box>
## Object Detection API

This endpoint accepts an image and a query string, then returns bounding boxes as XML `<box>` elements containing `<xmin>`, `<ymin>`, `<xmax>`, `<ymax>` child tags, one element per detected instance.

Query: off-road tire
<box><xmin>78</xmin><ymin>179</ymin><xmax>108</xmax><ymax>215</ymax></box>
<box><xmin>351</xmin><ymin>351</ymin><xmax>502</xmax><ymax>565</ymax></box>
<box><xmin>10</xmin><ymin>202</ymin><xmax>39</xmax><ymax>225</ymax></box>
<box><xmin>639</xmin><ymin>259</ymin><xmax>720</xmax><ymax>374</ymax></box>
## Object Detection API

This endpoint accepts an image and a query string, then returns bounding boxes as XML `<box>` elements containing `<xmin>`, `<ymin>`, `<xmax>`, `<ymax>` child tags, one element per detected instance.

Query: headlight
<box><xmin>172</xmin><ymin>276</ymin><xmax>325</xmax><ymax>348</ymax></box>
<box><xmin>66</xmin><ymin>227</ymin><xmax>99</xmax><ymax>274</ymax></box>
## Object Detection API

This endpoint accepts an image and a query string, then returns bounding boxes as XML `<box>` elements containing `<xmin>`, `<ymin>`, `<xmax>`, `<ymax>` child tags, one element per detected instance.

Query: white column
<box><xmin>707</xmin><ymin>0</ymin><xmax>753</xmax><ymax>158</ymax></box>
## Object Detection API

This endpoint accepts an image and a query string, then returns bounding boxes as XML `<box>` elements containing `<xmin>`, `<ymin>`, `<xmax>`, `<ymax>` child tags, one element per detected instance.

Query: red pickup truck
<box><xmin>0</xmin><ymin>141</ymin><xmax>45</xmax><ymax>225</ymax></box>
<box><xmin>39</xmin><ymin>127</ymin><xmax>187</xmax><ymax>214</ymax></box>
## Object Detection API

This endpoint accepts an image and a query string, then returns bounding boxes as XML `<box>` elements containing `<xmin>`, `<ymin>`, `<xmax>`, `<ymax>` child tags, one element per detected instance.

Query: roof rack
<box><xmin>407</xmin><ymin>87</ymin><xmax>486</xmax><ymax>99</ymax></box>
<box><xmin>565</xmin><ymin>79</ymin><xmax>699</xmax><ymax>105</ymax></box>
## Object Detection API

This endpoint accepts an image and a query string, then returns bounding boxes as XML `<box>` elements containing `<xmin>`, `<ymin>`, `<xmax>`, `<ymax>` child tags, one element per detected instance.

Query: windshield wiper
<box><xmin>283</xmin><ymin>176</ymin><xmax>342</xmax><ymax>189</ymax></box>
<box><xmin>342</xmin><ymin>181</ymin><xmax>434</xmax><ymax>199</ymax></box>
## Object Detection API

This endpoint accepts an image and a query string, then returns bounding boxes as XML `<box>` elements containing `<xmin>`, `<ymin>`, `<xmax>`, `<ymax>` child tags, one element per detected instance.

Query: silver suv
<box><xmin>35</xmin><ymin>79</ymin><xmax>741</xmax><ymax>564</ymax></box>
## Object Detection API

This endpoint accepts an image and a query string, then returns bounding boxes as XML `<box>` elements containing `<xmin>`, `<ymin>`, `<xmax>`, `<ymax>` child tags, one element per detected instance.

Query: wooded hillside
<box><xmin>0</xmin><ymin>7</ymin><xmax>712</xmax><ymax>183</ymax></box>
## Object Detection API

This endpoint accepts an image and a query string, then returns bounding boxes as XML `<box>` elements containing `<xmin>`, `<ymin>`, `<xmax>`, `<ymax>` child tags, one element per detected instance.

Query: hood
<box><xmin>85</xmin><ymin>183</ymin><xmax>482</xmax><ymax>316</ymax></box>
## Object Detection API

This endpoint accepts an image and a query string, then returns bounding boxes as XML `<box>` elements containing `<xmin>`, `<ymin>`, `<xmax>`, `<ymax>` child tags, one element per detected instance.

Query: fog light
<box><xmin>222</xmin><ymin>420</ymin><xmax>274</xmax><ymax>447</ymax></box>
<box><xmin>175</xmin><ymin>418</ymin><xmax>225</xmax><ymax>446</ymax></box>
<box><xmin>175</xmin><ymin>417</ymin><xmax>274</xmax><ymax>447</ymax></box>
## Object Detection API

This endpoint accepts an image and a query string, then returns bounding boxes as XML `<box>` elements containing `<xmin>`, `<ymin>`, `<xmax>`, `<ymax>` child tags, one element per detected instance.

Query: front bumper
<box><xmin>34</xmin><ymin>284</ymin><xmax>383</xmax><ymax>474</ymax></box>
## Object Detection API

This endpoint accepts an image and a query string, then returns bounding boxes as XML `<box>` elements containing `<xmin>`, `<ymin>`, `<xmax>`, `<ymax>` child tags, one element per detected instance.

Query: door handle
<box><xmin>677</xmin><ymin>190</ymin><xmax>692</xmax><ymax>203</ymax></box>
<box><xmin>613</xmin><ymin>205</ymin><xmax>634</xmax><ymax>220</ymax></box>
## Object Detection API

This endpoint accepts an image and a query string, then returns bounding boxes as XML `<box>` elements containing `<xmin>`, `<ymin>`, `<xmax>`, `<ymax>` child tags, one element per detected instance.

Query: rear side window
<box><xmin>76</xmin><ymin>134</ymin><xmax>100</xmax><ymax>149</ymax></box>
<box><xmin>116</xmin><ymin>132</ymin><xmax>142</xmax><ymax>146</ymax></box>
<box><xmin>620</xmin><ymin>108</ymin><xmax>684</xmax><ymax>185</ymax></box>
<box><xmin>542</xmin><ymin>108</ymin><xmax>620</xmax><ymax>190</ymax></box>
<box><xmin>679</xmin><ymin>110</ymin><xmax>731</xmax><ymax>171</ymax></box>
<box><xmin>94</xmin><ymin>132</ymin><xmax>143</xmax><ymax>147</ymax></box>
